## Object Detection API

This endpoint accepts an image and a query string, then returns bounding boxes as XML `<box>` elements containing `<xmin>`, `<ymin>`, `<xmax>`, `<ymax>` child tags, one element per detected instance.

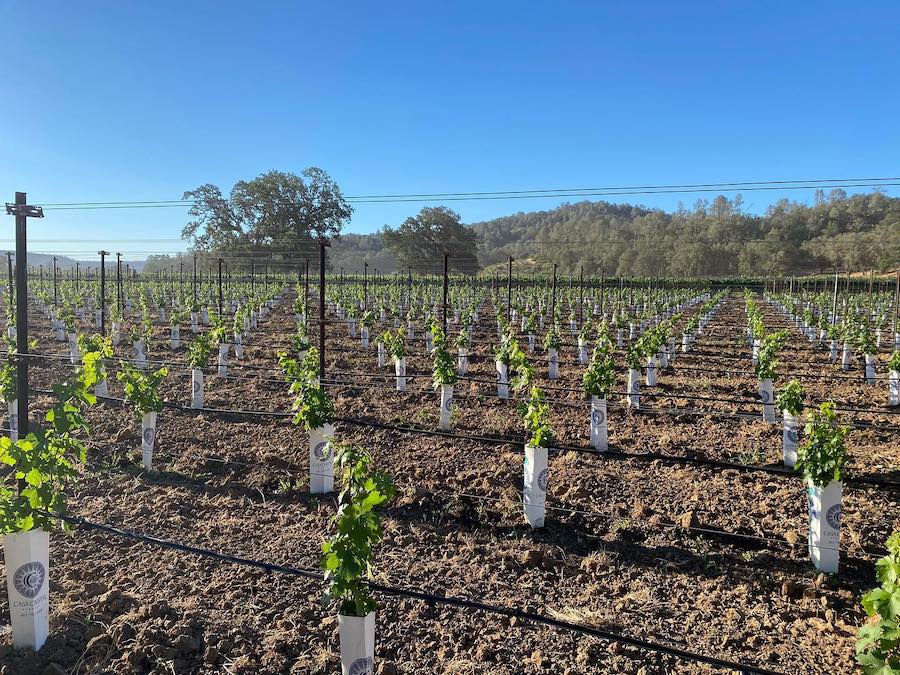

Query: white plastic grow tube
<box><xmin>3</xmin><ymin>529</ymin><xmax>50</xmax><ymax>650</ymax></box>
<box><xmin>439</xmin><ymin>385</ymin><xmax>453</xmax><ymax>431</ymax></box>
<box><xmin>496</xmin><ymin>361</ymin><xmax>509</xmax><ymax>400</ymax></box>
<box><xmin>782</xmin><ymin>411</ymin><xmax>799</xmax><ymax>468</ymax></box>
<box><xmin>589</xmin><ymin>396</ymin><xmax>608</xmax><ymax>451</ymax></box>
<box><xmin>394</xmin><ymin>357</ymin><xmax>406</xmax><ymax>392</ymax></box>
<box><xmin>309</xmin><ymin>423</ymin><xmax>335</xmax><ymax>494</ymax></box>
<box><xmin>627</xmin><ymin>369</ymin><xmax>640</xmax><ymax>408</ymax></box>
<box><xmin>523</xmin><ymin>444</ymin><xmax>548</xmax><ymax>529</ymax></box>
<box><xmin>218</xmin><ymin>343</ymin><xmax>229</xmax><ymax>377</ymax></box>
<box><xmin>808</xmin><ymin>480</ymin><xmax>842</xmax><ymax>574</ymax></box>
<box><xmin>339</xmin><ymin>612</ymin><xmax>374</xmax><ymax>675</ymax></box>
<box><xmin>191</xmin><ymin>368</ymin><xmax>204</xmax><ymax>409</ymax></box>
<box><xmin>141</xmin><ymin>411</ymin><xmax>157</xmax><ymax>470</ymax></box>
<box><xmin>758</xmin><ymin>378</ymin><xmax>775</xmax><ymax>422</ymax></box>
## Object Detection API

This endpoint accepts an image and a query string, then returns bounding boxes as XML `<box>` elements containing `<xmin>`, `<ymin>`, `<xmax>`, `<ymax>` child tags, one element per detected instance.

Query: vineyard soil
<box><xmin>1</xmin><ymin>291</ymin><xmax>897</xmax><ymax>674</ymax></box>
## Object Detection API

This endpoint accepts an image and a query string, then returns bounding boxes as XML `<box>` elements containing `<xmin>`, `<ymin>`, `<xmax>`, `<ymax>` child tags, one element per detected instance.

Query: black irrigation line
<box><xmin>23</xmin><ymin>385</ymin><xmax>900</xmax><ymax>490</ymax></box>
<box><xmin>21</xmin><ymin>348</ymin><xmax>900</xmax><ymax>425</ymax></box>
<box><xmin>16</xmin><ymin>351</ymin><xmax>298</xmax><ymax>388</ymax></box>
<box><xmin>74</xmin><ymin>424</ymin><xmax>849</xmax><ymax>567</ymax></box>
<box><xmin>322</xmin><ymin>379</ymin><xmax>594</xmax><ymax>411</ymax></box>
<box><xmin>316</xmin><ymin>377</ymin><xmax>899</xmax><ymax>431</ymax></box>
<box><xmin>75</xmin><ymin>441</ymin><xmax>855</xmax><ymax>559</ymax></box>
<box><xmin>317</xmin><ymin>372</ymin><xmax>900</xmax><ymax>417</ymax></box>
<box><xmin>332</xmin><ymin>415</ymin><xmax>900</xmax><ymax>490</ymax></box>
<box><xmin>3</xmin><ymin>349</ymin><xmax>288</xmax><ymax>376</ymax></box>
<box><xmin>43</xmin><ymin>510</ymin><xmax>784</xmax><ymax>675</ymax></box>
<box><xmin>25</xmin><ymin>351</ymin><xmax>900</xmax><ymax>427</ymax></box>
<box><xmin>12</xmin><ymin>342</ymin><xmax>900</xmax><ymax>399</ymax></box>
<box><xmin>35</xmin><ymin>320</ymin><xmax>894</xmax><ymax>378</ymax></box>
<box><xmin>117</xmin><ymin>443</ymin><xmax>872</xmax><ymax>559</ymax></box>
<box><xmin>668</xmin><ymin>362</ymin><xmax>894</xmax><ymax>382</ymax></box>
<box><xmin>433</xmin><ymin>487</ymin><xmax>875</xmax><ymax>558</ymax></box>
<box><xmin>24</xmin><ymin>365</ymin><xmax>898</xmax><ymax>447</ymax></box>
<box><xmin>614</xmin><ymin>401</ymin><xmax>897</xmax><ymax>433</ymax></box>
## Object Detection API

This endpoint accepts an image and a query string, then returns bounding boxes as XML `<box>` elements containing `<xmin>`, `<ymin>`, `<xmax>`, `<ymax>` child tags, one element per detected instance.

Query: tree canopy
<box><xmin>472</xmin><ymin>190</ymin><xmax>899</xmax><ymax>275</ymax></box>
<box><xmin>169</xmin><ymin>183</ymin><xmax>897</xmax><ymax>276</ymax></box>
<box><xmin>181</xmin><ymin>168</ymin><xmax>352</xmax><ymax>258</ymax></box>
<box><xmin>381</xmin><ymin>206</ymin><xmax>480</xmax><ymax>274</ymax></box>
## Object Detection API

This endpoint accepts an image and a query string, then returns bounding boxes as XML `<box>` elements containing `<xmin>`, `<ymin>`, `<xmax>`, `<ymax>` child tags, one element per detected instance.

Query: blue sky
<box><xmin>1</xmin><ymin>1</ymin><xmax>898</xmax><ymax>259</ymax></box>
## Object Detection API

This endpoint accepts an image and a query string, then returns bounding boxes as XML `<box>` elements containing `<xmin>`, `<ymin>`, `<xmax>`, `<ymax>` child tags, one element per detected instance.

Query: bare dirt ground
<box><xmin>1</xmin><ymin>289</ymin><xmax>897</xmax><ymax>674</ymax></box>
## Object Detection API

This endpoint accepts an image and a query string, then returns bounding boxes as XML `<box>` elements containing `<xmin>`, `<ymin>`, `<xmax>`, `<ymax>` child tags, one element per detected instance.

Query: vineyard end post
<box><xmin>99</xmin><ymin>250</ymin><xmax>108</xmax><ymax>334</ymax></box>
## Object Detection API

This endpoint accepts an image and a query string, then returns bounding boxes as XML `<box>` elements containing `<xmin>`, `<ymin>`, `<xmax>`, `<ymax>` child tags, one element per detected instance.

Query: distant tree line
<box><xmin>472</xmin><ymin>190</ymin><xmax>899</xmax><ymax>276</ymax></box>
<box><xmin>142</xmin><ymin>171</ymin><xmax>898</xmax><ymax>277</ymax></box>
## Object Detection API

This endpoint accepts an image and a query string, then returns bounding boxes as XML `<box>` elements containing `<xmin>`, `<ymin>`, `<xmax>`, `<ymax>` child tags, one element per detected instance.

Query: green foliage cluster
<box><xmin>187</xmin><ymin>331</ymin><xmax>213</xmax><ymax>369</ymax></box>
<box><xmin>233</xmin><ymin>306</ymin><xmax>247</xmax><ymax>336</ymax></box>
<box><xmin>494</xmin><ymin>333</ymin><xmax>532</xmax><ymax>389</ymax></box>
<box><xmin>889</xmin><ymin>351</ymin><xmax>900</xmax><ymax>373</ymax></box>
<box><xmin>858</xmin><ymin>328</ymin><xmax>877</xmax><ymax>357</ymax></box>
<box><xmin>542</xmin><ymin>323</ymin><xmax>562</xmax><ymax>351</ymax></box>
<box><xmin>683</xmin><ymin>315</ymin><xmax>700</xmax><ymax>336</ymax></box>
<box><xmin>638</xmin><ymin>326</ymin><xmax>665</xmax><ymax>358</ymax></box>
<box><xmin>360</xmin><ymin>310</ymin><xmax>376</xmax><ymax>329</ymax></box>
<box><xmin>595</xmin><ymin>321</ymin><xmax>612</xmax><ymax>347</ymax></box>
<box><xmin>128</xmin><ymin>311</ymin><xmax>154</xmax><ymax>347</ymax></box>
<box><xmin>292</xmin><ymin>290</ymin><xmax>306</xmax><ymax>316</ymax></box>
<box><xmin>625</xmin><ymin>342</ymin><xmax>644</xmax><ymax>370</ymax></box>
<box><xmin>775</xmin><ymin>379</ymin><xmax>805</xmax><ymax>416</ymax></box>
<box><xmin>278</xmin><ymin>348</ymin><xmax>335</xmax><ymax>431</ymax></box>
<box><xmin>0</xmin><ymin>356</ymin><xmax>100</xmax><ymax>533</ymax></box>
<box><xmin>117</xmin><ymin>363</ymin><xmax>169</xmax><ymax>416</ymax></box>
<box><xmin>578</xmin><ymin>319</ymin><xmax>593</xmax><ymax>342</ymax></box>
<box><xmin>756</xmin><ymin>330</ymin><xmax>789</xmax><ymax>381</ymax></box>
<box><xmin>293</xmin><ymin>322</ymin><xmax>311</xmax><ymax>355</ymax></box>
<box><xmin>455</xmin><ymin>326</ymin><xmax>470</xmax><ymax>350</ymax></box>
<box><xmin>517</xmin><ymin>385</ymin><xmax>555</xmax><ymax>449</ymax></box>
<box><xmin>856</xmin><ymin>531</ymin><xmax>900</xmax><ymax>673</ymax></box>
<box><xmin>0</xmin><ymin>335</ymin><xmax>17</xmax><ymax>403</ymax></box>
<box><xmin>60</xmin><ymin>307</ymin><xmax>75</xmax><ymax>333</ymax></box>
<box><xmin>208</xmin><ymin>309</ymin><xmax>228</xmax><ymax>345</ymax></box>
<box><xmin>322</xmin><ymin>443</ymin><xmax>395</xmax><ymax>617</ymax></box>
<box><xmin>430</xmin><ymin>322</ymin><xmax>458</xmax><ymax>388</ymax></box>
<box><xmin>377</xmin><ymin>329</ymin><xmax>406</xmax><ymax>360</ymax></box>
<box><xmin>494</xmin><ymin>330</ymin><xmax>517</xmax><ymax>366</ymax></box>
<box><xmin>795</xmin><ymin>402</ymin><xmax>850</xmax><ymax>487</ymax></box>
<box><xmin>582</xmin><ymin>340</ymin><xmax>616</xmax><ymax>399</ymax></box>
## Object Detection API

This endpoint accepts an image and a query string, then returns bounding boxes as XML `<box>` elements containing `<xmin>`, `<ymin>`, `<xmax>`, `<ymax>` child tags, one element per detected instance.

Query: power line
<box><xmin>329</xmin><ymin>176</ymin><xmax>900</xmax><ymax>199</ymax></box>
<box><xmin>32</xmin><ymin>177</ymin><xmax>900</xmax><ymax>210</ymax></box>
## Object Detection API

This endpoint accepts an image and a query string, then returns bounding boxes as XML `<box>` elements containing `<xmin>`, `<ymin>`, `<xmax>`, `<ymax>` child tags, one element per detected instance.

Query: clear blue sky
<box><xmin>2</xmin><ymin>1</ymin><xmax>898</xmax><ymax>260</ymax></box>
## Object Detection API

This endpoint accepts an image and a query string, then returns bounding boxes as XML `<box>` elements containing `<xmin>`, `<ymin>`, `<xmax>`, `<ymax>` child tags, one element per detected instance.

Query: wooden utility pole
<box><xmin>830</xmin><ymin>269</ymin><xmax>839</xmax><ymax>325</ymax></box>
<box><xmin>442</xmin><ymin>252</ymin><xmax>449</xmax><ymax>335</ymax></box>
<box><xmin>6</xmin><ymin>193</ymin><xmax>45</xmax><ymax>466</ymax></box>
<box><xmin>506</xmin><ymin>256</ymin><xmax>513</xmax><ymax>324</ymax></box>
<box><xmin>551</xmin><ymin>263</ymin><xmax>558</xmax><ymax>322</ymax></box>
<box><xmin>578</xmin><ymin>265</ymin><xmax>584</xmax><ymax>323</ymax></box>
<box><xmin>318</xmin><ymin>240</ymin><xmax>329</xmax><ymax>379</ymax></box>
<box><xmin>99</xmin><ymin>250</ymin><xmax>109</xmax><ymax>334</ymax></box>
<box><xmin>116</xmin><ymin>253</ymin><xmax>123</xmax><ymax>316</ymax></box>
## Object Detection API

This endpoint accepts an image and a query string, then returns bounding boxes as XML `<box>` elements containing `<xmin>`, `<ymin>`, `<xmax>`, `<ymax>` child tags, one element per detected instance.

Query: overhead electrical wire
<box><xmin>31</xmin><ymin>176</ymin><xmax>900</xmax><ymax>210</ymax></box>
